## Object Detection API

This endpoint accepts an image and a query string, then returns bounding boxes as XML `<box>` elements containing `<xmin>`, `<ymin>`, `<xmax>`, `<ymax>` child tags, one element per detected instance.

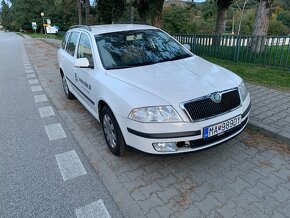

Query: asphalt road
<box><xmin>0</xmin><ymin>32</ymin><xmax>122</xmax><ymax>217</ymax></box>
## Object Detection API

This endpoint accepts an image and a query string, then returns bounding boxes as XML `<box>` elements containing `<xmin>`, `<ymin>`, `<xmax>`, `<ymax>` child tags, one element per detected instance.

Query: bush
<box><xmin>163</xmin><ymin>6</ymin><xmax>197</xmax><ymax>34</ymax></box>
<box><xmin>268</xmin><ymin>19</ymin><xmax>289</xmax><ymax>35</ymax></box>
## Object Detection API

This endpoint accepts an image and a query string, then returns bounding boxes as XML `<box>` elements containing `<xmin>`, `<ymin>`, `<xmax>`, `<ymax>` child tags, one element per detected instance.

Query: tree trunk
<box><xmin>213</xmin><ymin>8</ymin><xmax>226</xmax><ymax>45</ymax></box>
<box><xmin>76</xmin><ymin>0</ymin><xmax>82</xmax><ymax>25</ymax></box>
<box><xmin>130</xmin><ymin>3</ymin><xmax>134</xmax><ymax>23</ymax></box>
<box><xmin>215</xmin><ymin>8</ymin><xmax>227</xmax><ymax>34</ymax></box>
<box><xmin>138</xmin><ymin>0</ymin><xmax>147</xmax><ymax>23</ymax></box>
<box><xmin>149</xmin><ymin>0</ymin><xmax>165</xmax><ymax>28</ymax></box>
<box><xmin>250</xmin><ymin>0</ymin><xmax>272</xmax><ymax>53</ymax></box>
<box><xmin>85</xmin><ymin>0</ymin><xmax>90</xmax><ymax>25</ymax></box>
<box><xmin>237</xmin><ymin>0</ymin><xmax>249</xmax><ymax>35</ymax></box>
<box><xmin>151</xmin><ymin>15</ymin><xmax>162</xmax><ymax>28</ymax></box>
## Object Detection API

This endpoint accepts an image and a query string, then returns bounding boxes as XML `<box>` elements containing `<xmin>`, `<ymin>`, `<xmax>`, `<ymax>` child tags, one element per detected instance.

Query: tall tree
<box><xmin>215</xmin><ymin>0</ymin><xmax>233</xmax><ymax>34</ymax></box>
<box><xmin>250</xmin><ymin>0</ymin><xmax>273</xmax><ymax>53</ymax></box>
<box><xmin>148</xmin><ymin>0</ymin><xmax>165</xmax><ymax>27</ymax></box>
<box><xmin>234</xmin><ymin>0</ymin><xmax>250</xmax><ymax>35</ymax></box>
<box><xmin>97</xmin><ymin>0</ymin><xmax>125</xmax><ymax>24</ymax></box>
<box><xmin>127</xmin><ymin>0</ymin><xmax>134</xmax><ymax>23</ymax></box>
<box><xmin>135</xmin><ymin>0</ymin><xmax>148</xmax><ymax>23</ymax></box>
<box><xmin>1</xmin><ymin>0</ymin><xmax>12</xmax><ymax>30</ymax></box>
<box><xmin>49</xmin><ymin>0</ymin><xmax>78</xmax><ymax>30</ymax></box>
<box><xmin>76</xmin><ymin>0</ymin><xmax>82</xmax><ymax>24</ymax></box>
<box><xmin>252</xmin><ymin>0</ymin><xmax>273</xmax><ymax>36</ymax></box>
<box><xmin>134</xmin><ymin>0</ymin><xmax>165</xmax><ymax>26</ymax></box>
<box><xmin>85</xmin><ymin>0</ymin><xmax>90</xmax><ymax>24</ymax></box>
<box><xmin>9</xmin><ymin>0</ymin><xmax>50</xmax><ymax>31</ymax></box>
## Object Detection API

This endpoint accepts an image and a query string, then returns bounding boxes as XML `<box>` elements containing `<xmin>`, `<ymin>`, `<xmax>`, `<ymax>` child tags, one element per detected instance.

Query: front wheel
<box><xmin>100</xmin><ymin>106</ymin><xmax>126</xmax><ymax>156</ymax></box>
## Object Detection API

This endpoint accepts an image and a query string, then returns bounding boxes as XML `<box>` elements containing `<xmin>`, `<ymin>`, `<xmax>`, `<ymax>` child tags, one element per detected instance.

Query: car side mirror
<box><xmin>183</xmin><ymin>44</ymin><xmax>191</xmax><ymax>51</ymax></box>
<box><xmin>74</xmin><ymin>58</ymin><xmax>90</xmax><ymax>68</ymax></box>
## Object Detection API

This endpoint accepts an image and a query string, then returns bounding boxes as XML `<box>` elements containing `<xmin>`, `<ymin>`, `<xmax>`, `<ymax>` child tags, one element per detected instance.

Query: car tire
<box><xmin>100</xmin><ymin>106</ymin><xmax>126</xmax><ymax>156</ymax></box>
<box><xmin>62</xmin><ymin>75</ymin><xmax>75</xmax><ymax>99</ymax></box>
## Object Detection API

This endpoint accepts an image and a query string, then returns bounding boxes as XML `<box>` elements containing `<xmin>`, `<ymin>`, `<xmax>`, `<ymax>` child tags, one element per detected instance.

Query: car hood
<box><xmin>106</xmin><ymin>56</ymin><xmax>242</xmax><ymax>106</ymax></box>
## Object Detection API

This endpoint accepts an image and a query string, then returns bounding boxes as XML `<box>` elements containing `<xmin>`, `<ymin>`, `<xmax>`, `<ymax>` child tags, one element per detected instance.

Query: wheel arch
<box><xmin>60</xmin><ymin>68</ymin><xmax>64</xmax><ymax>78</ymax></box>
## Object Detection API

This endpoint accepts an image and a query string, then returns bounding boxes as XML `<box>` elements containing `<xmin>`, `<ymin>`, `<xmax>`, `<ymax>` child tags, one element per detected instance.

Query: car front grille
<box><xmin>183</xmin><ymin>89</ymin><xmax>241</xmax><ymax>121</ymax></box>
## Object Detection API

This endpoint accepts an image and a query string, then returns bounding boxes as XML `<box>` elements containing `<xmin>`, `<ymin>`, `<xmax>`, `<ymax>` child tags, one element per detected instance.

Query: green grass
<box><xmin>21</xmin><ymin>32</ymin><xmax>64</xmax><ymax>40</ymax></box>
<box><xmin>205</xmin><ymin>57</ymin><xmax>290</xmax><ymax>91</ymax></box>
<box><xmin>195</xmin><ymin>45</ymin><xmax>290</xmax><ymax>69</ymax></box>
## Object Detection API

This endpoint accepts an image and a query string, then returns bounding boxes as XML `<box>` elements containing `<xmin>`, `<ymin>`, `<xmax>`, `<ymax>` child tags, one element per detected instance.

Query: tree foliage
<box><xmin>1</xmin><ymin>0</ymin><xmax>12</xmax><ymax>30</ymax></box>
<box><xmin>277</xmin><ymin>10</ymin><xmax>290</xmax><ymax>28</ymax></box>
<box><xmin>163</xmin><ymin>6</ymin><xmax>197</xmax><ymax>34</ymax></box>
<box><xmin>134</xmin><ymin>0</ymin><xmax>165</xmax><ymax>26</ymax></box>
<box><xmin>97</xmin><ymin>0</ymin><xmax>125</xmax><ymax>24</ymax></box>
<box><xmin>1</xmin><ymin>0</ymin><xmax>289</xmax><ymax>35</ymax></box>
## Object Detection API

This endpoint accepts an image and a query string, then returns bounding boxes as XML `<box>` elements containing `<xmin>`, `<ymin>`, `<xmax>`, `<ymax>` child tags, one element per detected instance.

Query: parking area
<box><xmin>25</xmin><ymin>39</ymin><xmax>290</xmax><ymax>217</ymax></box>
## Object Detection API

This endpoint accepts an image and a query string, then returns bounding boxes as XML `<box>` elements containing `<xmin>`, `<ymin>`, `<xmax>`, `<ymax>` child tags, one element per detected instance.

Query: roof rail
<box><xmin>69</xmin><ymin>25</ymin><xmax>92</xmax><ymax>31</ymax></box>
<box><xmin>115</xmin><ymin>22</ymin><xmax>148</xmax><ymax>25</ymax></box>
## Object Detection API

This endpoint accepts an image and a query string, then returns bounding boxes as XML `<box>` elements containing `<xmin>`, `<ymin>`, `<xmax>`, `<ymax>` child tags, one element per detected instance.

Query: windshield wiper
<box><xmin>163</xmin><ymin>54</ymin><xmax>191</xmax><ymax>62</ymax></box>
<box><xmin>107</xmin><ymin>61</ymin><xmax>155</xmax><ymax>70</ymax></box>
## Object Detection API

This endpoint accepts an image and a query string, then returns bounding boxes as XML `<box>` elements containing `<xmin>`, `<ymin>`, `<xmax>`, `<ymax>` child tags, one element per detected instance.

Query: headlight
<box><xmin>128</xmin><ymin>106</ymin><xmax>182</xmax><ymax>122</ymax></box>
<box><xmin>239</xmin><ymin>81</ymin><xmax>249</xmax><ymax>102</ymax></box>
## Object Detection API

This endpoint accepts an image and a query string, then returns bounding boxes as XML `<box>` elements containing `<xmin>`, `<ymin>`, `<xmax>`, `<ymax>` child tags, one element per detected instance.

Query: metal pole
<box><xmin>42</xmin><ymin>17</ymin><xmax>46</xmax><ymax>35</ymax></box>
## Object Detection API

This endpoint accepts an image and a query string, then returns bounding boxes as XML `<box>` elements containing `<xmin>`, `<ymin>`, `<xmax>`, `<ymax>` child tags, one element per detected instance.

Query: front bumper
<box><xmin>118</xmin><ymin>95</ymin><xmax>251</xmax><ymax>154</ymax></box>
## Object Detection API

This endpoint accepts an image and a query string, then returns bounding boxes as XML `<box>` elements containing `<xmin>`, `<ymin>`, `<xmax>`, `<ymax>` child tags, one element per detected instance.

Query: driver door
<box><xmin>74</xmin><ymin>33</ymin><xmax>96</xmax><ymax>113</ymax></box>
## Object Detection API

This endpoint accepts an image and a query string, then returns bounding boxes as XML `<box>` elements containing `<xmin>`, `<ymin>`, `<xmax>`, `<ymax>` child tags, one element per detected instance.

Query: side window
<box><xmin>66</xmin><ymin>32</ymin><xmax>80</xmax><ymax>56</ymax></box>
<box><xmin>61</xmin><ymin>32</ymin><xmax>70</xmax><ymax>49</ymax></box>
<box><xmin>77</xmin><ymin>33</ymin><xmax>94</xmax><ymax>67</ymax></box>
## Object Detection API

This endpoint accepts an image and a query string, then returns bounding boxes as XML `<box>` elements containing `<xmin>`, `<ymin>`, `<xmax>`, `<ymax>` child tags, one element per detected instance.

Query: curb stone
<box><xmin>58</xmin><ymin>110</ymin><xmax>145</xmax><ymax>218</ymax></box>
<box><xmin>247</xmin><ymin>120</ymin><xmax>290</xmax><ymax>145</ymax></box>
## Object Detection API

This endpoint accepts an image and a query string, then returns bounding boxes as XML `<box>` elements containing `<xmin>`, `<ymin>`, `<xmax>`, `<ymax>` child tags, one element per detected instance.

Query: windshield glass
<box><xmin>95</xmin><ymin>29</ymin><xmax>192</xmax><ymax>70</ymax></box>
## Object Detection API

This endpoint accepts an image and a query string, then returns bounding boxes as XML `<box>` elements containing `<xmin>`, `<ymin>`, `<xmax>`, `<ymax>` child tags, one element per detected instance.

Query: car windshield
<box><xmin>95</xmin><ymin>29</ymin><xmax>192</xmax><ymax>70</ymax></box>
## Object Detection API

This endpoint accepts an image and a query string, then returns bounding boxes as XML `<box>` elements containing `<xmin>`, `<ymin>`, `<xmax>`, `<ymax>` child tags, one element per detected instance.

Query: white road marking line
<box><xmin>28</xmin><ymin>79</ymin><xmax>39</xmax><ymax>84</ymax></box>
<box><xmin>25</xmin><ymin>70</ymin><xmax>34</xmax><ymax>73</ymax></box>
<box><xmin>75</xmin><ymin>200</ymin><xmax>111</xmax><ymax>218</ymax></box>
<box><xmin>34</xmin><ymin>94</ymin><xmax>48</xmax><ymax>103</ymax></box>
<box><xmin>25</xmin><ymin>67</ymin><xmax>32</xmax><ymax>70</ymax></box>
<box><xmin>38</xmin><ymin>106</ymin><xmax>55</xmax><ymax>118</ymax></box>
<box><xmin>55</xmin><ymin>150</ymin><xmax>86</xmax><ymax>181</ymax></box>
<box><xmin>26</xmin><ymin>74</ymin><xmax>36</xmax><ymax>78</ymax></box>
<box><xmin>45</xmin><ymin>123</ymin><xmax>67</xmax><ymax>141</ymax></box>
<box><xmin>31</xmin><ymin>86</ymin><xmax>43</xmax><ymax>92</ymax></box>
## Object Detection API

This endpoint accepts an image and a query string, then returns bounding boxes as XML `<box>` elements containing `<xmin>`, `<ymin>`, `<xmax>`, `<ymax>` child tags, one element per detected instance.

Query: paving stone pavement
<box><xmin>247</xmin><ymin>83</ymin><xmax>290</xmax><ymax>144</ymax></box>
<box><xmin>25</xmin><ymin>39</ymin><xmax>290</xmax><ymax>217</ymax></box>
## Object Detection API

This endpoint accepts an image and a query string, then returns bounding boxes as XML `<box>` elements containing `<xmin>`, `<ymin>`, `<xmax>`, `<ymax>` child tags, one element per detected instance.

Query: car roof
<box><xmin>71</xmin><ymin>24</ymin><xmax>158</xmax><ymax>35</ymax></box>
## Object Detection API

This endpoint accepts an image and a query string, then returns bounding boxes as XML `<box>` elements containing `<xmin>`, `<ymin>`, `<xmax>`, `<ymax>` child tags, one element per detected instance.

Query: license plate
<box><xmin>203</xmin><ymin>115</ymin><xmax>242</xmax><ymax>139</ymax></box>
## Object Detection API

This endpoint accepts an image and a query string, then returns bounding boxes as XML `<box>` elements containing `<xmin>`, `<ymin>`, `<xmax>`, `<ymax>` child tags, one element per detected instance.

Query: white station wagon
<box><xmin>58</xmin><ymin>24</ymin><xmax>251</xmax><ymax>156</ymax></box>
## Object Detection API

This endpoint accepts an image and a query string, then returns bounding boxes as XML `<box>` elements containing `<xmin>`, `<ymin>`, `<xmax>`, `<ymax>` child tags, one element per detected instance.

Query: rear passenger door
<box><xmin>62</xmin><ymin>31</ymin><xmax>80</xmax><ymax>92</ymax></box>
<box><xmin>58</xmin><ymin>31</ymin><xmax>70</xmax><ymax>69</ymax></box>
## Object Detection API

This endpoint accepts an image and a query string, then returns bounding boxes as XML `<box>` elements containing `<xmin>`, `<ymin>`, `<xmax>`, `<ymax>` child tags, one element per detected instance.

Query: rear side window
<box><xmin>77</xmin><ymin>33</ymin><xmax>94</xmax><ymax>67</ymax></box>
<box><xmin>61</xmin><ymin>32</ymin><xmax>70</xmax><ymax>49</ymax></box>
<box><xmin>66</xmin><ymin>32</ymin><xmax>80</xmax><ymax>56</ymax></box>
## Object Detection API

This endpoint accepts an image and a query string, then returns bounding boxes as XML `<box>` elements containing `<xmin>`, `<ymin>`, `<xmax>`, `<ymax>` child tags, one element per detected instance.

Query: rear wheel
<box><xmin>100</xmin><ymin>106</ymin><xmax>126</xmax><ymax>156</ymax></box>
<box><xmin>62</xmin><ymin>76</ymin><xmax>75</xmax><ymax>99</ymax></box>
